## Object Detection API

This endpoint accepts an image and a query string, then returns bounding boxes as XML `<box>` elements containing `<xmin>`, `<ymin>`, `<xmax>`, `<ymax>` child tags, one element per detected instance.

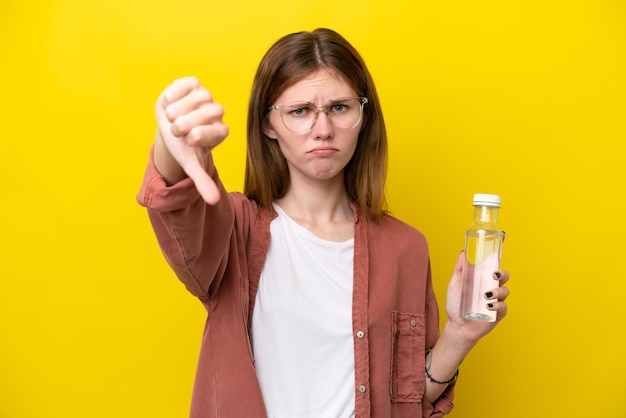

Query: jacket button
<box><xmin>359</xmin><ymin>385</ymin><xmax>366</xmax><ymax>393</ymax></box>
<box><xmin>356</xmin><ymin>331</ymin><xmax>365</xmax><ymax>338</ymax></box>
<box><xmin>410</xmin><ymin>319</ymin><xmax>417</xmax><ymax>327</ymax></box>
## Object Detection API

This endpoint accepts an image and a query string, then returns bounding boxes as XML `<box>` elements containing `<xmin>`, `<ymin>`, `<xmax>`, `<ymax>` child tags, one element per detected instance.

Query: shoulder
<box><xmin>376</xmin><ymin>213</ymin><xmax>426</xmax><ymax>240</ymax></box>
<box><xmin>363</xmin><ymin>213</ymin><xmax>429</xmax><ymax>254</ymax></box>
<box><xmin>228</xmin><ymin>192</ymin><xmax>277</xmax><ymax>225</ymax></box>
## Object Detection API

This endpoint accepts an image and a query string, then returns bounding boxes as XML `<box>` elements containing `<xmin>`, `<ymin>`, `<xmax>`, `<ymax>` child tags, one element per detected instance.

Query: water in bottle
<box><xmin>460</xmin><ymin>194</ymin><xmax>504</xmax><ymax>322</ymax></box>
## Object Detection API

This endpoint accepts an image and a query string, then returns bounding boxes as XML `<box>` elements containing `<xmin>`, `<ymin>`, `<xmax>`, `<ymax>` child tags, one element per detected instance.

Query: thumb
<box><xmin>456</xmin><ymin>251</ymin><xmax>465</xmax><ymax>271</ymax></box>
<box><xmin>156</xmin><ymin>121</ymin><xmax>222</xmax><ymax>205</ymax></box>
<box><xmin>182</xmin><ymin>159</ymin><xmax>221</xmax><ymax>205</ymax></box>
<box><xmin>450</xmin><ymin>251</ymin><xmax>465</xmax><ymax>287</ymax></box>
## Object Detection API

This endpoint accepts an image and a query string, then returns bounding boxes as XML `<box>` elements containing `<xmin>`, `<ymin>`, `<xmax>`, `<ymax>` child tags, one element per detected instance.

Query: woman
<box><xmin>137</xmin><ymin>28</ymin><xmax>510</xmax><ymax>418</ymax></box>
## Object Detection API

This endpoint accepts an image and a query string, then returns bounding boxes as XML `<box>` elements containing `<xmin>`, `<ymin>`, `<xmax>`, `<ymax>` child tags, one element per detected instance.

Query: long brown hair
<box><xmin>244</xmin><ymin>28</ymin><xmax>388</xmax><ymax>222</ymax></box>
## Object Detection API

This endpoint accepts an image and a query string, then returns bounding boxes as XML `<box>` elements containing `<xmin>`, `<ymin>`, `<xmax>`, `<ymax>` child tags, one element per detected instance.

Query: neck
<box><xmin>276</xmin><ymin>171</ymin><xmax>355</xmax><ymax>222</ymax></box>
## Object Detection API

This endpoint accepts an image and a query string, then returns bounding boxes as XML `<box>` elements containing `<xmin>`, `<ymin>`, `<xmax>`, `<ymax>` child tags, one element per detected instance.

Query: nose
<box><xmin>311</xmin><ymin>110</ymin><xmax>334</xmax><ymax>140</ymax></box>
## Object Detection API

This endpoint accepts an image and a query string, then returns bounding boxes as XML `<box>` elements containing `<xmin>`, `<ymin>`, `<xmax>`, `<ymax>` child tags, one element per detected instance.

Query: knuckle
<box><xmin>219</xmin><ymin>123</ymin><xmax>229</xmax><ymax>138</ymax></box>
<box><xmin>187</xmin><ymin>128</ymin><xmax>200</xmax><ymax>145</ymax></box>
<box><xmin>197</xmin><ymin>88</ymin><xmax>213</xmax><ymax>101</ymax></box>
<box><xmin>165</xmin><ymin>105</ymin><xmax>178</xmax><ymax>122</ymax></box>
<box><xmin>171</xmin><ymin>119</ymin><xmax>186</xmax><ymax>136</ymax></box>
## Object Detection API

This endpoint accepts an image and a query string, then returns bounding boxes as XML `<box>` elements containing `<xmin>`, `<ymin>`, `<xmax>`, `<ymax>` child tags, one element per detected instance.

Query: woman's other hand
<box><xmin>445</xmin><ymin>251</ymin><xmax>511</xmax><ymax>346</ymax></box>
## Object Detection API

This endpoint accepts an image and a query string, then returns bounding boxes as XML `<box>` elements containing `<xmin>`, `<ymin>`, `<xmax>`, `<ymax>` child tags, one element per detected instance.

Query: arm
<box><xmin>424</xmin><ymin>252</ymin><xmax>510</xmax><ymax>404</ymax></box>
<box><xmin>137</xmin><ymin>77</ymin><xmax>235</xmax><ymax>300</ymax></box>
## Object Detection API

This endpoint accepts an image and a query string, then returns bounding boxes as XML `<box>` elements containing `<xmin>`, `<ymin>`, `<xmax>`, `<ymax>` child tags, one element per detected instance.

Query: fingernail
<box><xmin>487</xmin><ymin>303</ymin><xmax>494</xmax><ymax>308</ymax></box>
<box><xmin>494</xmin><ymin>272</ymin><xmax>501</xmax><ymax>279</ymax></box>
<box><xmin>485</xmin><ymin>292</ymin><xmax>493</xmax><ymax>298</ymax></box>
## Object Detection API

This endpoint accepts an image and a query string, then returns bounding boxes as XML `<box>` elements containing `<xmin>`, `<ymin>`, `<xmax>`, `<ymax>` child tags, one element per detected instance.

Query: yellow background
<box><xmin>1</xmin><ymin>0</ymin><xmax>625</xmax><ymax>417</ymax></box>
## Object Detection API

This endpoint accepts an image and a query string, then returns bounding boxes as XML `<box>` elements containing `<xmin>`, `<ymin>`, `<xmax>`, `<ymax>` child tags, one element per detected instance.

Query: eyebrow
<box><xmin>278</xmin><ymin>97</ymin><xmax>356</xmax><ymax>105</ymax></box>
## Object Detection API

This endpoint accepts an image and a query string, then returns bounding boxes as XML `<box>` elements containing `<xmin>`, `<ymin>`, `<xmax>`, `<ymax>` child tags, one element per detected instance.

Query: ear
<box><xmin>263</xmin><ymin>122</ymin><xmax>278</xmax><ymax>140</ymax></box>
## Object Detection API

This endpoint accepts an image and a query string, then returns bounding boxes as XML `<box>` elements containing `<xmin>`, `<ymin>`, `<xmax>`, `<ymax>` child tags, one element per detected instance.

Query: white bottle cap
<box><xmin>473</xmin><ymin>193</ymin><xmax>501</xmax><ymax>207</ymax></box>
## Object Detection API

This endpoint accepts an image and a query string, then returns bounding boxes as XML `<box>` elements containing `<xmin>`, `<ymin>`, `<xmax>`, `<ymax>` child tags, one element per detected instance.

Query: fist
<box><xmin>154</xmin><ymin>77</ymin><xmax>229</xmax><ymax>204</ymax></box>
<box><xmin>157</xmin><ymin>77</ymin><xmax>229</xmax><ymax>149</ymax></box>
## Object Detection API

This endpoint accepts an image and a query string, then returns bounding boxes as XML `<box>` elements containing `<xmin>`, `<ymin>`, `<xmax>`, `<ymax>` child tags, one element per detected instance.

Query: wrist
<box><xmin>440</xmin><ymin>321</ymin><xmax>478</xmax><ymax>356</ymax></box>
<box><xmin>425</xmin><ymin>349</ymin><xmax>459</xmax><ymax>385</ymax></box>
<box><xmin>154</xmin><ymin>130</ymin><xmax>187</xmax><ymax>185</ymax></box>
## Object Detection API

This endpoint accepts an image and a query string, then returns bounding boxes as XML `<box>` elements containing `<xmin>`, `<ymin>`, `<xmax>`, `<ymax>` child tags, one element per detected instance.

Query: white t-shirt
<box><xmin>252</xmin><ymin>204</ymin><xmax>355</xmax><ymax>418</ymax></box>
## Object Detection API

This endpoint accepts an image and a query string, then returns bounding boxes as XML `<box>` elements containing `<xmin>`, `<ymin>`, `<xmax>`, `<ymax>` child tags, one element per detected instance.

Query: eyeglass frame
<box><xmin>267</xmin><ymin>97</ymin><xmax>369</xmax><ymax>133</ymax></box>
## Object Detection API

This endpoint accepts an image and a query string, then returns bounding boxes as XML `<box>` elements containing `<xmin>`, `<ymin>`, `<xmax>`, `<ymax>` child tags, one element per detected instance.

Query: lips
<box><xmin>308</xmin><ymin>147</ymin><xmax>338</xmax><ymax>156</ymax></box>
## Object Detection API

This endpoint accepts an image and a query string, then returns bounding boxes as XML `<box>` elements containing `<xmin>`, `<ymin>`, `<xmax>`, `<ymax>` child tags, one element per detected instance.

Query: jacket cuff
<box><xmin>422</xmin><ymin>382</ymin><xmax>455</xmax><ymax>417</ymax></box>
<box><xmin>136</xmin><ymin>146</ymin><xmax>202</xmax><ymax>212</ymax></box>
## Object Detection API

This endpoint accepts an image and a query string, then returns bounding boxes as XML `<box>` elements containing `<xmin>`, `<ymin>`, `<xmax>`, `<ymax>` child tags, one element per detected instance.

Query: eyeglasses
<box><xmin>268</xmin><ymin>97</ymin><xmax>368</xmax><ymax>133</ymax></box>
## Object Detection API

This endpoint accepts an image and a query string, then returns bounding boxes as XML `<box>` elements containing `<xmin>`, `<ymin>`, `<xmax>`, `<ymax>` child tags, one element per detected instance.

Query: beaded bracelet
<box><xmin>425</xmin><ymin>349</ymin><xmax>459</xmax><ymax>385</ymax></box>
<box><xmin>425</xmin><ymin>365</ymin><xmax>459</xmax><ymax>385</ymax></box>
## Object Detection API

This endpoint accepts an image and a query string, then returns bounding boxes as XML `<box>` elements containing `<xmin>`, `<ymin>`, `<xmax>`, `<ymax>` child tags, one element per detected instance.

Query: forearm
<box><xmin>139</xmin><ymin>147</ymin><xmax>234</xmax><ymax>300</ymax></box>
<box><xmin>423</xmin><ymin>321</ymin><xmax>476</xmax><ymax>404</ymax></box>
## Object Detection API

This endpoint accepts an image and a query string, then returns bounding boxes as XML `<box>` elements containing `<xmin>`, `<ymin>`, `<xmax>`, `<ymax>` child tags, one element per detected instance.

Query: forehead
<box><xmin>275</xmin><ymin>68</ymin><xmax>356</xmax><ymax>103</ymax></box>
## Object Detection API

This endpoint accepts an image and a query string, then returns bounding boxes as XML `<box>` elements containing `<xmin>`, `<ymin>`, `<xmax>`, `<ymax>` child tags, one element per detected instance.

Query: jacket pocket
<box><xmin>390</xmin><ymin>311</ymin><xmax>426</xmax><ymax>403</ymax></box>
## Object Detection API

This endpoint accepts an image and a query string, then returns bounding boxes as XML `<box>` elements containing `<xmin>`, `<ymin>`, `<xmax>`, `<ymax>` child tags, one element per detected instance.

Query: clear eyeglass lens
<box><xmin>279</xmin><ymin>98</ymin><xmax>365</xmax><ymax>133</ymax></box>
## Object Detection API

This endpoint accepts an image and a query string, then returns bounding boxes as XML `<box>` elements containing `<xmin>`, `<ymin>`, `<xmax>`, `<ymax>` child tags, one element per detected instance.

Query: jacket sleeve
<box><xmin>422</xmin><ymin>277</ymin><xmax>456</xmax><ymax>417</ymax></box>
<box><xmin>136</xmin><ymin>147</ymin><xmax>235</xmax><ymax>302</ymax></box>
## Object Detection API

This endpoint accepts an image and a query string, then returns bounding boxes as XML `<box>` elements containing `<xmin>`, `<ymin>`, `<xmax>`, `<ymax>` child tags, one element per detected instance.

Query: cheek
<box><xmin>274</xmin><ymin>137</ymin><xmax>295</xmax><ymax>159</ymax></box>
<box><xmin>347</xmin><ymin>133</ymin><xmax>360</xmax><ymax>155</ymax></box>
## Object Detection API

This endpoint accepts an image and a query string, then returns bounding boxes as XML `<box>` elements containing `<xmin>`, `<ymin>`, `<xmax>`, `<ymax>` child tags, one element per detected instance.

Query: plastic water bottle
<box><xmin>460</xmin><ymin>194</ymin><xmax>504</xmax><ymax>322</ymax></box>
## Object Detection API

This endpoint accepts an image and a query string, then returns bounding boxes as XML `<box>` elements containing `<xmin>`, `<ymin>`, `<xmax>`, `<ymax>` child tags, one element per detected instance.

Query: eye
<box><xmin>286</xmin><ymin>104</ymin><xmax>313</xmax><ymax>118</ymax></box>
<box><xmin>329</xmin><ymin>103</ymin><xmax>349</xmax><ymax>113</ymax></box>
